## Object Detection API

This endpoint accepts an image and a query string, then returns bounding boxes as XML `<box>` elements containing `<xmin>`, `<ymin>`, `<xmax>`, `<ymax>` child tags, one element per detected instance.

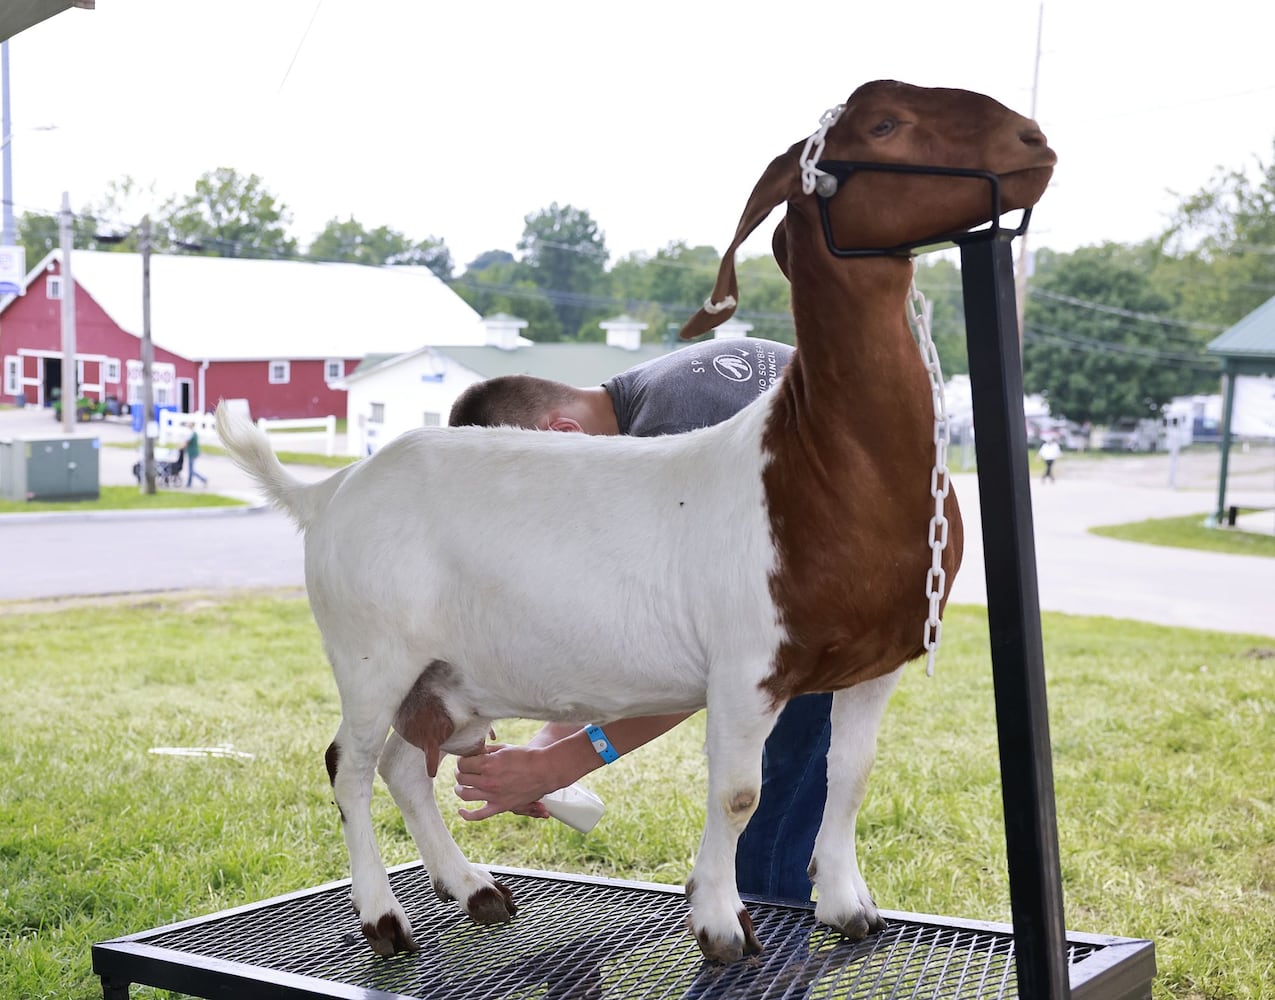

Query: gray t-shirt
<box><xmin>604</xmin><ymin>339</ymin><xmax>794</xmax><ymax>437</ymax></box>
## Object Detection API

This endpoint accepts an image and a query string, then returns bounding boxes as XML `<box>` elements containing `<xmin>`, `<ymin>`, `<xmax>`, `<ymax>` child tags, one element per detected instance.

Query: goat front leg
<box><xmin>377</xmin><ymin>731</ymin><xmax>516</xmax><ymax>924</ymax></box>
<box><xmin>685</xmin><ymin>672</ymin><xmax>781</xmax><ymax>963</ymax></box>
<box><xmin>326</xmin><ymin>719</ymin><xmax>418</xmax><ymax>957</ymax></box>
<box><xmin>809</xmin><ymin>667</ymin><xmax>902</xmax><ymax>940</ymax></box>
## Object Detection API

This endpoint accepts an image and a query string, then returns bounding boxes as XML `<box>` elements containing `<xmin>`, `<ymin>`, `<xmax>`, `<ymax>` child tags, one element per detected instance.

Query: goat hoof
<box><xmin>690</xmin><ymin>907</ymin><xmax>763</xmax><ymax>964</ymax></box>
<box><xmin>827</xmin><ymin>907</ymin><xmax>886</xmax><ymax>941</ymax></box>
<box><xmin>466</xmin><ymin>882</ymin><xmax>517</xmax><ymax>924</ymax></box>
<box><xmin>361</xmin><ymin>911</ymin><xmax>419</xmax><ymax>957</ymax></box>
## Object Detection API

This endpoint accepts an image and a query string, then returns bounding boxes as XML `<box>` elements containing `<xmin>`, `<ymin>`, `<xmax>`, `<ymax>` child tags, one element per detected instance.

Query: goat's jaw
<box><xmin>998</xmin><ymin>163</ymin><xmax>1054</xmax><ymax>214</ymax></box>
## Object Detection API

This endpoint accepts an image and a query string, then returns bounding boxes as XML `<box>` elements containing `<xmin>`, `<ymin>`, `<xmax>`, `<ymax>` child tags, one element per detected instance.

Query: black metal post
<box><xmin>957</xmin><ymin>232</ymin><xmax>1070</xmax><ymax>1000</ymax></box>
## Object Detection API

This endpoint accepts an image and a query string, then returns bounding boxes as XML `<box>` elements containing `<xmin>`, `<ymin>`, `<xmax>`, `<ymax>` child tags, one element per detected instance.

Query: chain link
<box><xmin>799</xmin><ymin>104</ymin><xmax>846</xmax><ymax>195</ymax></box>
<box><xmin>907</xmin><ymin>271</ymin><xmax>951</xmax><ymax>677</ymax></box>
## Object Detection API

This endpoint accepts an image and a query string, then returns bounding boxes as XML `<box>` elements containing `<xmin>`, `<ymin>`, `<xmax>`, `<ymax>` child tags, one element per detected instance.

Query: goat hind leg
<box><xmin>378</xmin><ymin>731</ymin><xmax>516</xmax><ymax>924</ymax></box>
<box><xmin>327</xmin><ymin>719</ymin><xmax>418</xmax><ymax>956</ymax></box>
<box><xmin>810</xmin><ymin>667</ymin><xmax>902</xmax><ymax>940</ymax></box>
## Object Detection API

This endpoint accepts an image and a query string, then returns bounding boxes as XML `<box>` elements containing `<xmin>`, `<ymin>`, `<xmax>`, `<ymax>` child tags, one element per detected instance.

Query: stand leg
<box><xmin>100</xmin><ymin>977</ymin><xmax>131</xmax><ymax>1000</ymax></box>
<box><xmin>959</xmin><ymin>234</ymin><xmax>1070</xmax><ymax>1000</ymax></box>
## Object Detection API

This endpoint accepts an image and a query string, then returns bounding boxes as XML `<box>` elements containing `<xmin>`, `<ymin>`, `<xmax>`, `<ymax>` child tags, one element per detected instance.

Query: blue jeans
<box><xmin>734</xmin><ymin>692</ymin><xmax>833</xmax><ymax>902</ymax></box>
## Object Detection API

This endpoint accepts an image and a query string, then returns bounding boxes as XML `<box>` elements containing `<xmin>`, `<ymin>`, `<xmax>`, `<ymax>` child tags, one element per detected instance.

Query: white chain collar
<box><xmin>798</xmin><ymin>104</ymin><xmax>845</xmax><ymax>196</ymax></box>
<box><xmin>906</xmin><ymin>271</ymin><xmax>951</xmax><ymax>676</ymax></box>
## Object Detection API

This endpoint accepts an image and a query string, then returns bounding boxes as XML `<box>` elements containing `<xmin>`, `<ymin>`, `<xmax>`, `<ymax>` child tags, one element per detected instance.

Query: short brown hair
<box><xmin>448</xmin><ymin>375</ymin><xmax>580</xmax><ymax>429</ymax></box>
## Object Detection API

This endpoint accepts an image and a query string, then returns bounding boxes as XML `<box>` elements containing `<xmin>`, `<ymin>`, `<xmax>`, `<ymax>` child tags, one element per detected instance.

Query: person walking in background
<box><xmin>185</xmin><ymin>425</ymin><xmax>208</xmax><ymax>487</ymax></box>
<box><xmin>1039</xmin><ymin>438</ymin><xmax>1061</xmax><ymax>483</ymax></box>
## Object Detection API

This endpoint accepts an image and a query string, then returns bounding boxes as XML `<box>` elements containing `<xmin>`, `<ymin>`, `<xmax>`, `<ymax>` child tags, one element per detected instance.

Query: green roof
<box><xmin>1206</xmin><ymin>295</ymin><xmax>1275</xmax><ymax>364</ymax></box>
<box><xmin>437</xmin><ymin>343</ymin><xmax>677</xmax><ymax>385</ymax></box>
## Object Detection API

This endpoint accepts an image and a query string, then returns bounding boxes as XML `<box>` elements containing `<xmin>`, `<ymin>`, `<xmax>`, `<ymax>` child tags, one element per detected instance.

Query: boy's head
<box><xmin>449</xmin><ymin>375</ymin><xmax>585</xmax><ymax>431</ymax></box>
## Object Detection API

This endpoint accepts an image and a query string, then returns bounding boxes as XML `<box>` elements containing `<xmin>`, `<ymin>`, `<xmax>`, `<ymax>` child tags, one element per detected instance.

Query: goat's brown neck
<box><xmin>758</xmin><ymin>207</ymin><xmax>961</xmax><ymax>701</ymax></box>
<box><xmin>773</xmin><ymin>209</ymin><xmax>933</xmax><ymax>467</ymax></box>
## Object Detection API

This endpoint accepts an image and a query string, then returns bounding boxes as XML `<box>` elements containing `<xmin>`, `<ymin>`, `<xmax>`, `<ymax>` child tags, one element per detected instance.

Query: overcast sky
<box><xmin>6</xmin><ymin>1</ymin><xmax>1275</xmax><ymax>270</ymax></box>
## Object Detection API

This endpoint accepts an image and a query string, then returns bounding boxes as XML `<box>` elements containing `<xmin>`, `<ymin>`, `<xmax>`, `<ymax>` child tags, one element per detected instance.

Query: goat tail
<box><xmin>213</xmin><ymin>401</ymin><xmax>325</xmax><ymax>530</ymax></box>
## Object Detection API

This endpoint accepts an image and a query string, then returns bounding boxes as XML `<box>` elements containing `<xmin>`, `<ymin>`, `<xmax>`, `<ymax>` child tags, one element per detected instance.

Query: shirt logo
<box><xmin>713</xmin><ymin>355</ymin><xmax>753</xmax><ymax>382</ymax></box>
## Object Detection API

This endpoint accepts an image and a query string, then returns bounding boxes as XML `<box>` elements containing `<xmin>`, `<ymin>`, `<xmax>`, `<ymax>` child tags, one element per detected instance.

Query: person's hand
<box><xmin>454</xmin><ymin>742</ymin><xmax>560</xmax><ymax>821</ymax></box>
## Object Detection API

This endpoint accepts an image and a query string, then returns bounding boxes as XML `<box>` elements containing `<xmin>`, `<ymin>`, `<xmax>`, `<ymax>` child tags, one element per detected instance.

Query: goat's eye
<box><xmin>870</xmin><ymin>118</ymin><xmax>897</xmax><ymax>137</ymax></box>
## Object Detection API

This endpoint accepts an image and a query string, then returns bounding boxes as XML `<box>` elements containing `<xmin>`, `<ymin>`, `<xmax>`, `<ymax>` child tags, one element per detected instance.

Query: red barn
<box><xmin>0</xmin><ymin>250</ymin><xmax>485</xmax><ymax>419</ymax></box>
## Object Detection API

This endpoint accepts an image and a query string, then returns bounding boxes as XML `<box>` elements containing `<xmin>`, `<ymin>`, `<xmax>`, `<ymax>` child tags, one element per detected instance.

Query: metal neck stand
<box><xmin>957</xmin><ymin>227</ymin><xmax>1069</xmax><ymax>1000</ymax></box>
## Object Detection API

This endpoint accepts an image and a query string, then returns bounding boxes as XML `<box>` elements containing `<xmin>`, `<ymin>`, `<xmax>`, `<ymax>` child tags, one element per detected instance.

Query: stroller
<box><xmin>132</xmin><ymin>448</ymin><xmax>186</xmax><ymax>487</ymax></box>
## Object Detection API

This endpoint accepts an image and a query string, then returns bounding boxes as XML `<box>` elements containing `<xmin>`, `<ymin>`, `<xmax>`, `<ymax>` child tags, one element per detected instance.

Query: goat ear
<box><xmin>679</xmin><ymin>142</ymin><xmax>802</xmax><ymax>340</ymax></box>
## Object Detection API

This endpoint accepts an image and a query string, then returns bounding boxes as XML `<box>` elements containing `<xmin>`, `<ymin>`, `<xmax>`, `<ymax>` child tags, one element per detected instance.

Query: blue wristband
<box><xmin>585</xmin><ymin>724</ymin><xmax>619</xmax><ymax>764</ymax></box>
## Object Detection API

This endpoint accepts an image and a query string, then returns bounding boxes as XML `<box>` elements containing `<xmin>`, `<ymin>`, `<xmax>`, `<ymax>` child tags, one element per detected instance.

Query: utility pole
<box><xmin>140</xmin><ymin>215</ymin><xmax>156</xmax><ymax>494</ymax></box>
<box><xmin>1014</xmin><ymin>1</ymin><xmax>1044</xmax><ymax>346</ymax></box>
<box><xmin>2</xmin><ymin>41</ymin><xmax>14</xmax><ymax>246</ymax></box>
<box><xmin>59</xmin><ymin>191</ymin><xmax>77</xmax><ymax>434</ymax></box>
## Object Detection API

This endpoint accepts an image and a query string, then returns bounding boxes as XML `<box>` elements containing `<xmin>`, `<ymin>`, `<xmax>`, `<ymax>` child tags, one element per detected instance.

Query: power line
<box><xmin>278</xmin><ymin>0</ymin><xmax>324</xmax><ymax>94</ymax></box>
<box><xmin>1028</xmin><ymin>287</ymin><xmax>1224</xmax><ymax>332</ymax></box>
<box><xmin>1024</xmin><ymin>322</ymin><xmax>1216</xmax><ymax>371</ymax></box>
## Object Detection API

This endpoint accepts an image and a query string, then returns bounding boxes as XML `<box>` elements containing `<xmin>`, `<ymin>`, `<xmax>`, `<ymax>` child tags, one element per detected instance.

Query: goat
<box><xmin>214</xmin><ymin>79</ymin><xmax>1054</xmax><ymax>964</ymax></box>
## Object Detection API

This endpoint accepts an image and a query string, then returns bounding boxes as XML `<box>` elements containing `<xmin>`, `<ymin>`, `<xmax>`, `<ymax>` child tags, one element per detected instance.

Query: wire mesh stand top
<box><xmin>93</xmin><ymin>863</ymin><xmax>1153</xmax><ymax>1000</ymax></box>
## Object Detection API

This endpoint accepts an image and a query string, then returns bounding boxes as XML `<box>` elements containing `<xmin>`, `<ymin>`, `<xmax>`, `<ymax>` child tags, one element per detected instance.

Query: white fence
<box><xmin>159</xmin><ymin>410</ymin><xmax>337</xmax><ymax>456</ymax></box>
<box><xmin>253</xmin><ymin>415</ymin><xmax>338</xmax><ymax>457</ymax></box>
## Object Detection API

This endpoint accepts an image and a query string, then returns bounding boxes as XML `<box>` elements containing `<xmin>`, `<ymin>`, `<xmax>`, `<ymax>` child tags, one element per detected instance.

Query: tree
<box><xmin>451</xmin><ymin>255</ymin><xmax>563</xmax><ymax>341</ymax></box>
<box><xmin>736</xmin><ymin>253</ymin><xmax>794</xmax><ymax>344</ymax></box>
<box><xmin>82</xmin><ymin>176</ymin><xmax>170</xmax><ymax>251</ymax></box>
<box><xmin>609</xmin><ymin>242</ymin><xmax>722</xmax><ymax>344</ymax></box>
<box><xmin>394</xmin><ymin>238</ymin><xmax>454</xmax><ymax>280</ymax></box>
<box><xmin>1022</xmin><ymin>244</ymin><xmax>1216</xmax><ymax>424</ymax></box>
<box><xmin>1156</xmin><ymin>139</ymin><xmax>1275</xmax><ymax>330</ymax></box>
<box><xmin>465</xmin><ymin>249</ymin><xmax>515</xmax><ymax>273</ymax></box>
<box><xmin>165</xmin><ymin>167</ymin><xmax>296</xmax><ymax>258</ymax></box>
<box><xmin>307</xmin><ymin>217</ymin><xmax>454</xmax><ymax>278</ymax></box>
<box><xmin>913</xmin><ymin>256</ymin><xmax>968</xmax><ymax>374</ymax></box>
<box><xmin>16</xmin><ymin>205</ymin><xmax>106</xmax><ymax>263</ymax></box>
<box><xmin>517</xmin><ymin>203</ymin><xmax>608</xmax><ymax>337</ymax></box>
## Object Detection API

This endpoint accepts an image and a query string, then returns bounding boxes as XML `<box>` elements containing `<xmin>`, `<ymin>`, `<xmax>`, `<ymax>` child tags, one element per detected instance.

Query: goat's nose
<box><xmin>1020</xmin><ymin>124</ymin><xmax>1048</xmax><ymax>148</ymax></box>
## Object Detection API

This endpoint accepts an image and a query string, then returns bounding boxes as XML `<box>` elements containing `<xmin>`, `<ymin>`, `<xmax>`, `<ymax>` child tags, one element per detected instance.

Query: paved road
<box><xmin>1</xmin><ymin>407</ymin><xmax>1272</xmax><ymax>639</ymax></box>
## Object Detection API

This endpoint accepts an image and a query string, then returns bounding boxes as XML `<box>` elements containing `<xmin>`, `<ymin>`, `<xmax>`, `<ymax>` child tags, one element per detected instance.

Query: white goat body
<box><xmin>279</xmin><ymin>405</ymin><xmax>780</xmax><ymax>728</ymax></box>
<box><xmin>215</xmin><ymin>78</ymin><xmax>1055</xmax><ymax>964</ymax></box>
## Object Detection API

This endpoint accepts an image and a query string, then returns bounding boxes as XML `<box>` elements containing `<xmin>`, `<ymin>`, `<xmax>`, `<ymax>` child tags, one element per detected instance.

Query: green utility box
<box><xmin>0</xmin><ymin>437</ymin><xmax>101</xmax><ymax>501</ymax></box>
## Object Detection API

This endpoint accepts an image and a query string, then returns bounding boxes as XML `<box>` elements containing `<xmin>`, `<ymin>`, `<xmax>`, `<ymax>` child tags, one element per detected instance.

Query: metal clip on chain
<box><xmin>907</xmin><ymin>272</ymin><xmax>951</xmax><ymax>677</ymax></box>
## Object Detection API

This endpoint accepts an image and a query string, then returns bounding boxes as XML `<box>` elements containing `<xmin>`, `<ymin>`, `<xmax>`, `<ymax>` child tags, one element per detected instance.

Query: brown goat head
<box><xmin>681</xmin><ymin>80</ymin><xmax>1056</xmax><ymax>339</ymax></box>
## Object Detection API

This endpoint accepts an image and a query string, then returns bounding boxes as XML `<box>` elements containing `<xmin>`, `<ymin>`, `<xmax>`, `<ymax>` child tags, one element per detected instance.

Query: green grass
<box><xmin>0</xmin><ymin>485</ymin><xmax>247</xmax><ymax>515</ymax></box>
<box><xmin>1</xmin><ymin>596</ymin><xmax>1272</xmax><ymax>999</ymax></box>
<box><xmin>1091</xmin><ymin>511</ymin><xmax>1275</xmax><ymax>558</ymax></box>
<box><xmin>103</xmin><ymin>434</ymin><xmax>355</xmax><ymax>470</ymax></box>
<box><xmin>266</xmin><ymin>448</ymin><xmax>356</xmax><ymax>468</ymax></box>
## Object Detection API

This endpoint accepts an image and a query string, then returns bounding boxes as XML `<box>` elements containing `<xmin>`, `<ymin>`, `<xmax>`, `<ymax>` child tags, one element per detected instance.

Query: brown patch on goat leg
<box><xmin>738</xmin><ymin>908</ymin><xmax>762</xmax><ymax>956</ymax></box>
<box><xmin>729</xmin><ymin>790</ymin><xmax>756</xmax><ymax>816</ymax></box>
<box><xmin>466</xmin><ymin>882</ymin><xmax>517</xmax><ymax>924</ymax></box>
<box><xmin>361</xmin><ymin>912</ymin><xmax>419</xmax><ymax>957</ymax></box>
<box><xmin>324</xmin><ymin>741</ymin><xmax>344</xmax><ymax>822</ymax></box>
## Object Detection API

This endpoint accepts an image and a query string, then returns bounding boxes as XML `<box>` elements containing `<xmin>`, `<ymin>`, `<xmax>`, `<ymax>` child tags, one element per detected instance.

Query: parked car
<box><xmin>1099</xmin><ymin>418</ymin><xmax>1159</xmax><ymax>452</ymax></box>
<box><xmin>1032</xmin><ymin>417</ymin><xmax>1090</xmax><ymax>451</ymax></box>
